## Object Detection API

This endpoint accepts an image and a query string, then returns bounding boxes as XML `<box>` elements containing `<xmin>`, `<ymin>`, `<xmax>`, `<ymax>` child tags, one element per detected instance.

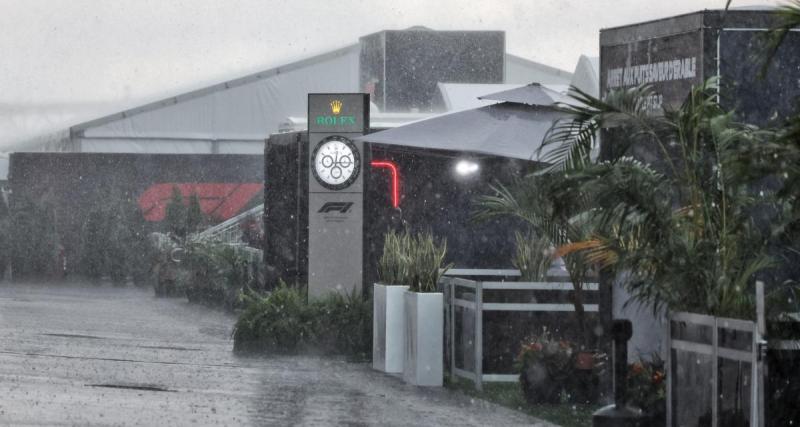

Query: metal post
<box><xmin>712</xmin><ymin>319</ymin><xmax>719</xmax><ymax>427</ymax></box>
<box><xmin>593</xmin><ymin>319</ymin><xmax>649</xmax><ymax>426</ymax></box>
<box><xmin>755</xmin><ymin>281</ymin><xmax>766</xmax><ymax>427</ymax></box>
<box><xmin>474</xmin><ymin>280</ymin><xmax>483</xmax><ymax>392</ymax></box>
<box><xmin>666</xmin><ymin>315</ymin><xmax>673</xmax><ymax>427</ymax></box>
<box><xmin>711</xmin><ymin>317</ymin><xmax>719</xmax><ymax>427</ymax></box>
<box><xmin>449</xmin><ymin>280</ymin><xmax>455</xmax><ymax>380</ymax></box>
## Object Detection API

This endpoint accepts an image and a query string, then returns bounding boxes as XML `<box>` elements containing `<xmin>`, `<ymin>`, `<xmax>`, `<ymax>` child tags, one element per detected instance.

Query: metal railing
<box><xmin>441</xmin><ymin>268</ymin><xmax>599</xmax><ymax>391</ymax></box>
<box><xmin>194</xmin><ymin>204</ymin><xmax>263</xmax><ymax>245</ymax></box>
<box><xmin>666</xmin><ymin>311</ymin><xmax>765</xmax><ymax>427</ymax></box>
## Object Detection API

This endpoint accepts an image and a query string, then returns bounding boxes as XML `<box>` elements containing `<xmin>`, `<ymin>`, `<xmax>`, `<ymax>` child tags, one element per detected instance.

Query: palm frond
<box><xmin>760</xmin><ymin>0</ymin><xmax>800</xmax><ymax>76</ymax></box>
<box><xmin>537</xmin><ymin>84</ymin><xmax>668</xmax><ymax>173</ymax></box>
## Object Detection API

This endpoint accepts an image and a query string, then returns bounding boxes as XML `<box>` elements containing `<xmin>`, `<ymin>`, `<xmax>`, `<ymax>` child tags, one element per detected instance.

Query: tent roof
<box><xmin>70</xmin><ymin>44</ymin><xmax>360</xmax><ymax>134</ymax></box>
<box><xmin>569</xmin><ymin>55</ymin><xmax>599</xmax><ymax>97</ymax></box>
<box><xmin>436</xmin><ymin>83</ymin><xmax>520</xmax><ymax>110</ymax></box>
<box><xmin>69</xmin><ymin>46</ymin><xmax>570</xmax><ymax>136</ymax></box>
<box><xmin>9</xmin><ymin>28</ymin><xmax>574</xmax><ymax>154</ymax></box>
<box><xmin>479</xmin><ymin>83</ymin><xmax>572</xmax><ymax>106</ymax></box>
<box><xmin>356</xmin><ymin>102</ymin><xmax>564</xmax><ymax>161</ymax></box>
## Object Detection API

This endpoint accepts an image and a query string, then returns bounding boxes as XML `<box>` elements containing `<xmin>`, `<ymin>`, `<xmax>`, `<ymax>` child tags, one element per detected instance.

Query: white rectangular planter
<box><xmin>403</xmin><ymin>290</ymin><xmax>444</xmax><ymax>386</ymax></box>
<box><xmin>372</xmin><ymin>283</ymin><xmax>408</xmax><ymax>373</ymax></box>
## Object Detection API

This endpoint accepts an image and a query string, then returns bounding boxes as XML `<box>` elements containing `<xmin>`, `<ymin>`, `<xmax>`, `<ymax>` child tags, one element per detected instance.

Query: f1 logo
<box><xmin>318</xmin><ymin>202</ymin><xmax>353</xmax><ymax>214</ymax></box>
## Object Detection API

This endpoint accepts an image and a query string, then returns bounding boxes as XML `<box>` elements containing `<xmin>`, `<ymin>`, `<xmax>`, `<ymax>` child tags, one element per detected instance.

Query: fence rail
<box><xmin>441</xmin><ymin>269</ymin><xmax>599</xmax><ymax>391</ymax></box>
<box><xmin>666</xmin><ymin>311</ymin><xmax>764</xmax><ymax>427</ymax></box>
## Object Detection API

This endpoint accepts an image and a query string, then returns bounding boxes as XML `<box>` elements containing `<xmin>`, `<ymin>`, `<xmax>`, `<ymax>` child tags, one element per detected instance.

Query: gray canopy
<box><xmin>478</xmin><ymin>82</ymin><xmax>572</xmax><ymax>107</ymax></box>
<box><xmin>356</xmin><ymin>102</ymin><xmax>565</xmax><ymax>161</ymax></box>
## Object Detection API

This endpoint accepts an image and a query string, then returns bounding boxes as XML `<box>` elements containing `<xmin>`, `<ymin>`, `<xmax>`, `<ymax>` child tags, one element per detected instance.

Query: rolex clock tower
<box><xmin>307</xmin><ymin>94</ymin><xmax>370</xmax><ymax>299</ymax></box>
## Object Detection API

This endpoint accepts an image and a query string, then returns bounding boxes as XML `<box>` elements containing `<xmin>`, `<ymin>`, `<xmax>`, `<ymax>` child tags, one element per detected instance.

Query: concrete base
<box><xmin>403</xmin><ymin>290</ymin><xmax>443</xmax><ymax>386</ymax></box>
<box><xmin>593</xmin><ymin>404</ymin><xmax>651</xmax><ymax>427</ymax></box>
<box><xmin>372</xmin><ymin>283</ymin><xmax>408</xmax><ymax>373</ymax></box>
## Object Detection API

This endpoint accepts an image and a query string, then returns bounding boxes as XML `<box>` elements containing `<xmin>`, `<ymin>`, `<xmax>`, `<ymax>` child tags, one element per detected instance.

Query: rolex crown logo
<box><xmin>330</xmin><ymin>99</ymin><xmax>343</xmax><ymax>115</ymax></box>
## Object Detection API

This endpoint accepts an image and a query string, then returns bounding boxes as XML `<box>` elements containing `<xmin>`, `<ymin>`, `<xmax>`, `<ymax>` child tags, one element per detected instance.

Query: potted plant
<box><xmin>403</xmin><ymin>231</ymin><xmax>451</xmax><ymax>386</ymax></box>
<box><xmin>627</xmin><ymin>355</ymin><xmax>666</xmax><ymax>427</ymax></box>
<box><xmin>515</xmin><ymin>329</ymin><xmax>604</xmax><ymax>404</ymax></box>
<box><xmin>516</xmin><ymin>231</ymin><xmax>601</xmax><ymax>373</ymax></box>
<box><xmin>516</xmin><ymin>331</ymin><xmax>575</xmax><ymax>404</ymax></box>
<box><xmin>373</xmin><ymin>230</ymin><xmax>410</xmax><ymax>373</ymax></box>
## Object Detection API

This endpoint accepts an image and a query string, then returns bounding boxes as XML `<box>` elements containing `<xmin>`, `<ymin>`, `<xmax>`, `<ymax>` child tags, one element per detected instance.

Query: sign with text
<box><xmin>307</xmin><ymin>93</ymin><xmax>369</xmax><ymax>299</ymax></box>
<box><xmin>308</xmin><ymin>93</ymin><xmax>369</xmax><ymax>133</ymax></box>
<box><xmin>600</xmin><ymin>31</ymin><xmax>703</xmax><ymax>113</ymax></box>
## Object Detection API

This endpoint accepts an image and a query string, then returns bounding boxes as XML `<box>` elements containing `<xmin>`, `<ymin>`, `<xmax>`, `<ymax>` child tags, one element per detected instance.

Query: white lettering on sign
<box><xmin>607</xmin><ymin>57</ymin><xmax>697</xmax><ymax>89</ymax></box>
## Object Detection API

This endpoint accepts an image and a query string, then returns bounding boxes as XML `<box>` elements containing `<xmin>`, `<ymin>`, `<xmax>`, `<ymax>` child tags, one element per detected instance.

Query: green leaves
<box><xmin>512</xmin><ymin>231</ymin><xmax>554</xmax><ymax>282</ymax></box>
<box><xmin>759</xmin><ymin>0</ymin><xmax>800</xmax><ymax>76</ymax></box>
<box><xmin>571</xmin><ymin>80</ymin><xmax>784</xmax><ymax>316</ymax></box>
<box><xmin>377</xmin><ymin>229</ymin><xmax>410</xmax><ymax>286</ymax></box>
<box><xmin>483</xmin><ymin>74</ymin><xmax>800</xmax><ymax>319</ymax></box>
<box><xmin>377</xmin><ymin>229</ymin><xmax>451</xmax><ymax>293</ymax></box>
<box><xmin>233</xmin><ymin>283</ymin><xmax>314</xmax><ymax>354</ymax></box>
<box><xmin>538</xmin><ymin>84</ymin><xmax>669</xmax><ymax>173</ymax></box>
<box><xmin>233</xmin><ymin>283</ymin><xmax>371</xmax><ymax>359</ymax></box>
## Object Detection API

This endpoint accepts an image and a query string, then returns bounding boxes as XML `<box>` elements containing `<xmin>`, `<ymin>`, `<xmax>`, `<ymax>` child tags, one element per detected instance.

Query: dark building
<box><xmin>264</xmin><ymin>130</ymin><xmax>535</xmax><ymax>289</ymax></box>
<box><xmin>600</xmin><ymin>8</ymin><xmax>800</xmax><ymax>126</ymax></box>
<box><xmin>8</xmin><ymin>152</ymin><xmax>263</xmax><ymax>278</ymax></box>
<box><xmin>600</xmin><ymin>10</ymin><xmax>800</xmax><ymax>427</ymax></box>
<box><xmin>360</xmin><ymin>29</ymin><xmax>506</xmax><ymax>112</ymax></box>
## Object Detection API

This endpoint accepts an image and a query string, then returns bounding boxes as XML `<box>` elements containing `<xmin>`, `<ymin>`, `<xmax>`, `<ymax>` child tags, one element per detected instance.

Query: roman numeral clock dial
<box><xmin>311</xmin><ymin>136</ymin><xmax>361</xmax><ymax>190</ymax></box>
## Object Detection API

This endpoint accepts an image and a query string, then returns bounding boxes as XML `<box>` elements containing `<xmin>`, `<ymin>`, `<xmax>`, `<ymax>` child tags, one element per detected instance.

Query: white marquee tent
<box><xmin>8</xmin><ymin>33</ymin><xmax>572</xmax><ymax>157</ymax></box>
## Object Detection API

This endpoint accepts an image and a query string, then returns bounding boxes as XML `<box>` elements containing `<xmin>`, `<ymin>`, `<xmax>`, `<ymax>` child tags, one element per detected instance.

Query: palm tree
<box><xmin>475</xmin><ymin>171</ymin><xmax>596</xmax><ymax>344</ymax></box>
<box><xmin>478</xmin><ymin>3</ymin><xmax>800</xmax><ymax>321</ymax></box>
<box><xmin>481</xmin><ymin>78</ymin><xmax>787</xmax><ymax>319</ymax></box>
<box><xmin>760</xmin><ymin>0</ymin><xmax>800</xmax><ymax>76</ymax></box>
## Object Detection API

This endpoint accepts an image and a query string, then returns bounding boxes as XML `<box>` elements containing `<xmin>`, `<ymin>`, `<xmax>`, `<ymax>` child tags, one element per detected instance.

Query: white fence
<box><xmin>667</xmin><ymin>311</ymin><xmax>765</xmax><ymax>427</ymax></box>
<box><xmin>441</xmin><ymin>268</ymin><xmax>599</xmax><ymax>391</ymax></box>
<box><xmin>194</xmin><ymin>204</ymin><xmax>263</xmax><ymax>245</ymax></box>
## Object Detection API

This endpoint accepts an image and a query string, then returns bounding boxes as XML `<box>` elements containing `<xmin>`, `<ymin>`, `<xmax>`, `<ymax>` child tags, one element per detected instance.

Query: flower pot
<box><xmin>372</xmin><ymin>283</ymin><xmax>408</xmax><ymax>373</ymax></box>
<box><xmin>575</xmin><ymin>351</ymin><xmax>595</xmax><ymax>370</ymax></box>
<box><xmin>403</xmin><ymin>290</ymin><xmax>443</xmax><ymax>386</ymax></box>
<box><xmin>519</xmin><ymin>359</ymin><xmax>567</xmax><ymax>404</ymax></box>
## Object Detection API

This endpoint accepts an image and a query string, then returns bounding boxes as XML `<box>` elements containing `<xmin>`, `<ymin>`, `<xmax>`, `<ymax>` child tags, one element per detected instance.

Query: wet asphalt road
<box><xmin>0</xmin><ymin>283</ymin><xmax>552</xmax><ymax>426</ymax></box>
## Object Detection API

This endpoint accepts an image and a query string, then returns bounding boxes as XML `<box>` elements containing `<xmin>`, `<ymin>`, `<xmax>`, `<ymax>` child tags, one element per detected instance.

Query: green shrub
<box><xmin>512</xmin><ymin>232</ymin><xmax>554</xmax><ymax>282</ymax></box>
<box><xmin>378</xmin><ymin>229</ymin><xmax>451</xmax><ymax>292</ymax></box>
<box><xmin>627</xmin><ymin>355</ymin><xmax>666</xmax><ymax>421</ymax></box>
<box><xmin>233</xmin><ymin>283</ymin><xmax>372</xmax><ymax>359</ymax></box>
<box><xmin>10</xmin><ymin>195</ymin><xmax>59</xmax><ymax>279</ymax></box>
<box><xmin>154</xmin><ymin>238</ymin><xmax>258</xmax><ymax>308</ymax></box>
<box><xmin>516</xmin><ymin>330</ymin><xmax>605</xmax><ymax>404</ymax></box>
<box><xmin>164</xmin><ymin>186</ymin><xmax>187</xmax><ymax>238</ymax></box>
<box><xmin>233</xmin><ymin>283</ymin><xmax>315</xmax><ymax>354</ymax></box>
<box><xmin>312</xmin><ymin>288</ymin><xmax>372</xmax><ymax>360</ymax></box>
<box><xmin>377</xmin><ymin>229</ymin><xmax>410</xmax><ymax>285</ymax></box>
<box><xmin>407</xmin><ymin>232</ymin><xmax>451</xmax><ymax>292</ymax></box>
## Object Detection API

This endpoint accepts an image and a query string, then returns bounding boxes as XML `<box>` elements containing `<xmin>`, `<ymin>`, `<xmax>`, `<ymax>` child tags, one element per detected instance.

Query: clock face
<box><xmin>311</xmin><ymin>136</ymin><xmax>361</xmax><ymax>190</ymax></box>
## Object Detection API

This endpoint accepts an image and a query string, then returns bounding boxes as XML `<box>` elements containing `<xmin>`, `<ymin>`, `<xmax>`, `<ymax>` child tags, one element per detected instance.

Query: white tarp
<box><xmin>76</xmin><ymin>46</ymin><xmax>361</xmax><ymax>154</ymax></box>
<box><xmin>436</xmin><ymin>83</ymin><xmax>522</xmax><ymax>110</ymax></box>
<box><xmin>14</xmin><ymin>45</ymin><xmax>571</xmax><ymax>155</ymax></box>
<box><xmin>506</xmin><ymin>54</ymin><xmax>573</xmax><ymax>85</ymax></box>
<box><xmin>569</xmin><ymin>55</ymin><xmax>600</xmax><ymax>97</ymax></box>
<box><xmin>437</xmin><ymin>82</ymin><xmax>572</xmax><ymax>111</ymax></box>
<box><xmin>479</xmin><ymin>82</ymin><xmax>573</xmax><ymax>106</ymax></box>
<box><xmin>356</xmin><ymin>103</ymin><xmax>565</xmax><ymax>161</ymax></box>
<box><xmin>0</xmin><ymin>153</ymin><xmax>8</xmax><ymax>181</ymax></box>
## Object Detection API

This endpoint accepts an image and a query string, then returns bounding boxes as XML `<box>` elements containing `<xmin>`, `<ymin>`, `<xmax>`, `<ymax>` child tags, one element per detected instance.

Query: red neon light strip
<box><xmin>370</xmin><ymin>160</ymin><xmax>400</xmax><ymax>208</ymax></box>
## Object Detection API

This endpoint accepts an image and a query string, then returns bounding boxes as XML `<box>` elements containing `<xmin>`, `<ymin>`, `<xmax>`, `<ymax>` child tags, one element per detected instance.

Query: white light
<box><xmin>455</xmin><ymin>160</ymin><xmax>479</xmax><ymax>176</ymax></box>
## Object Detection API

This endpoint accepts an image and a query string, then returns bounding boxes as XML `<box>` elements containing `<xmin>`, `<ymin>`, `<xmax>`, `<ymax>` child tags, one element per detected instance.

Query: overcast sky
<box><xmin>0</xmin><ymin>0</ymin><xmax>774</xmax><ymax>148</ymax></box>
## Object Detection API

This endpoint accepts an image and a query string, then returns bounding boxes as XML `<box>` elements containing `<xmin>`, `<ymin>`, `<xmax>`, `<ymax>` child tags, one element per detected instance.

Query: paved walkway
<box><xmin>0</xmin><ymin>283</ymin><xmax>552</xmax><ymax>426</ymax></box>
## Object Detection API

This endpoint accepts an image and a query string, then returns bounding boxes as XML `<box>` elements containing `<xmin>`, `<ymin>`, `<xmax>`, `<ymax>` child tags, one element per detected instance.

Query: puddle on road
<box><xmin>41</xmin><ymin>333</ymin><xmax>105</xmax><ymax>340</ymax></box>
<box><xmin>138</xmin><ymin>345</ymin><xmax>202</xmax><ymax>351</ymax></box>
<box><xmin>86</xmin><ymin>383</ymin><xmax>176</xmax><ymax>392</ymax></box>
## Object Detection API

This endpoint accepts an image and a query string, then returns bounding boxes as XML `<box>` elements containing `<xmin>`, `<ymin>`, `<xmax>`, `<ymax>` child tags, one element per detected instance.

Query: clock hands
<box><xmin>312</xmin><ymin>136</ymin><xmax>360</xmax><ymax>190</ymax></box>
<box><xmin>320</xmin><ymin>148</ymin><xmax>353</xmax><ymax>182</ymax></box>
